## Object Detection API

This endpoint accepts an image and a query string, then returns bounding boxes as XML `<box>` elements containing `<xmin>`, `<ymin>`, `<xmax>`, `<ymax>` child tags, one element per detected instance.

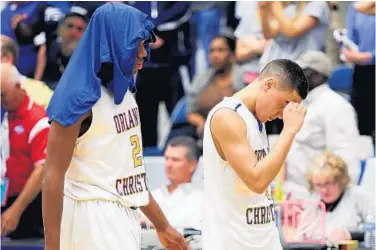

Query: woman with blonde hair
<box><xmin>304</xmin><ymin>152</ymin><xmax>374</xmax><ymax>243</ymax></box>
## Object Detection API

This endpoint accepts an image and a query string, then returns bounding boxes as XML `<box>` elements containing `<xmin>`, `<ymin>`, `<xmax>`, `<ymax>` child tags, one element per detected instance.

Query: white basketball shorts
<box><xmin>60</xmin><ymin>196</ymin><xmax>141</xmax><ymax>250</ymax></box>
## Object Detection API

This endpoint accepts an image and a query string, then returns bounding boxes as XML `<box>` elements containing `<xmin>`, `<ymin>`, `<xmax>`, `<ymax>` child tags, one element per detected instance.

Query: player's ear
<box><xmin>263</xmin><ymin>78</ymin><xmax>275</xmax><ymax>92</ymax></box>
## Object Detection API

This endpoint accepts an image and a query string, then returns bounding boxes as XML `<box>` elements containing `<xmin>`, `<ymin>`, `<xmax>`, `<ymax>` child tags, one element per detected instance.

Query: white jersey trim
<box><xmin>28</xmin><ymin>117</ymin><xmax>50</xmax><ymax>144</ymax></box>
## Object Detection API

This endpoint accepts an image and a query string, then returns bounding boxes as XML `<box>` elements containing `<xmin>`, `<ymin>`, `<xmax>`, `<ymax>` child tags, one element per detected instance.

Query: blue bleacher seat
<box><xmin>1</xmin><ymin>105</ymin><xmax>5</xmax><ymax>122</ymax></box>
<box><xmin>144</xmin><ymin>97</ymin><xmax>188</xmax><ymax>156</ymax></box>
<box><xmin>143</xmin><ymin>146</ymin><xmax>163</xmax><ymax>156</ymax></box>
<box><xmin>358</xmin><ymin>159</ymin><xmax>367</xmax><ymax>185</ymax></box>
<box><xmin>170</xmin><ymin>96</ymin><xmax>187</xmax><ymax>126</ymax></box>
<box><xmin>329</xmin><ymin>64</ymin><xmax>353</xmax><ymax>93</ymax></box>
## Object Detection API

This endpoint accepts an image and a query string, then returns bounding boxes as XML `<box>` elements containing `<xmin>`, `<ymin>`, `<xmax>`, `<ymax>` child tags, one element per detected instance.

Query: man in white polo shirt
<box><xmin>284</xmin><ymin>51</ymin><xmax>360</xmax><ymax>199</ymax></box>
<box><xmin>143</xmin><ymin>136</ymin><xmax>203</xmax><ymax>230</ymax></box>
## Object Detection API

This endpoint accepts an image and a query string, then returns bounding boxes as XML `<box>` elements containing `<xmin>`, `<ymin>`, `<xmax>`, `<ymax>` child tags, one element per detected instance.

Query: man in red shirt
<box><xmin>1</xmin><ymin>63</ymin><xmax>49</xmax><ymax>238</ymax></box>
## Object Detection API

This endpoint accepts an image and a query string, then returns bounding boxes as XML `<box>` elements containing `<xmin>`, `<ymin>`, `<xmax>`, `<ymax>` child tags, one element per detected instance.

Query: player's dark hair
<box><xmin>259</xmin><ymin>59</ymin><xmax>309</xmax><ymax>99</ymax></box>
<box><xmin>166</xmin><ymin>136</ymin><xmax>199</xmax><ymax>161</ymax></box>
<box><xmin>211</xmin><ymin>34</ymin><xmax>236</xmax><ymax>53</ymax></box>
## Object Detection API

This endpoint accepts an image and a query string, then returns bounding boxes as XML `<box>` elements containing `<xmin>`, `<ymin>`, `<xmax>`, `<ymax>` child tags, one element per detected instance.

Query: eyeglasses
<box><xmin>312</xmin><ymin>180</ymin><xmax>337</xmax><ymax>189</ymax></box>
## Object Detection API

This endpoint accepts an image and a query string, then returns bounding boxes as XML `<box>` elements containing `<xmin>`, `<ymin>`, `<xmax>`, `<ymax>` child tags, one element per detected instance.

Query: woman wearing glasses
<box><xmin>302</xmin><ymin>152</ymin><xmax>374</xmax><ymax>244</ymax></box>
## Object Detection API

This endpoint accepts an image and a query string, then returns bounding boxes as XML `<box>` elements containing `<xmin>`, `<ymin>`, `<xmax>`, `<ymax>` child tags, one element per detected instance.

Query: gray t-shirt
<box><xmin>260</xmin><ymin>1</ymin><xmax>329</xmax><ymax>70</ymax></box>
<box><xmin>234</xmin><ymin>1</ymin><xmax>264</xmax><ymax>74</ymax></box>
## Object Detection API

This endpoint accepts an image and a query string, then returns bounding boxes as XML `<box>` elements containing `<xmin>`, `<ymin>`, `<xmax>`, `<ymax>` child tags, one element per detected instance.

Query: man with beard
<box><xmin>42</xmin><ymin>6</ymin><xmax>89</xmax><ymax>89</ymax></box>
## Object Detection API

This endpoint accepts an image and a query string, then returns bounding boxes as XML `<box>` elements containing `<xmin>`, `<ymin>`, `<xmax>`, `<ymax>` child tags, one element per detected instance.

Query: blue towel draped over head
<box><xmin>46</xmin><ymin>2</ymin><xmax>155</xmax><ymax>127</ymax></box>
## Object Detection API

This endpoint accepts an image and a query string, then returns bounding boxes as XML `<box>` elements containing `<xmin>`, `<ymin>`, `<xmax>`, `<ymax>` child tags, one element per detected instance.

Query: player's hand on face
<box><xmin>1</xmin><ymin>205</ymin><xmax>22</xmax><ymax>236</ymax></box>
<box><xmin>157</xmin><ymin>225</ymin><xmax>190</xmax><ymax>250</ymax></box>
<box><xmin>282</xmin><ymin>102</ymin><xmax>307</xmax><ymax>135</ymax></box>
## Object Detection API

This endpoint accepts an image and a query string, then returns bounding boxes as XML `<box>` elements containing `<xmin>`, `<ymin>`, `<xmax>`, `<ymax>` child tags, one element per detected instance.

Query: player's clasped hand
<box><xmin>282</xmin><ymin>102</ymin><xmax>307</xmax><ymax>135</ymax></box>
<box><xmin>157</xmin><ymin>225</ymin><xmax>191</xmax><ymax>250</ymax></box>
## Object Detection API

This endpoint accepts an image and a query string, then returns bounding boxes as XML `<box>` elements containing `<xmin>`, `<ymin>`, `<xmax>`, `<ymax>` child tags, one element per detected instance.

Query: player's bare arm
<box><xmin>42</xmin><ymin>112</ymin><xmax>90</xmax><ymax>250</ymax></box>
<box><xmin>211</xmin><ymin>102</ymin><xmax>306</xmax><ymax>194</ymax></box>
<box><xmin>140</xmin><ymin>193</ymin><xmax>190</xmax><ymax>250</ymax></box>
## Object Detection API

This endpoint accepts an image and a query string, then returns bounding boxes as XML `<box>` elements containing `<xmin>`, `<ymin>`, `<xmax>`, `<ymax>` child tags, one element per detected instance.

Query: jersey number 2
<box><xmin>130</xmin><ymin>135</ymin><xmax>143</xmax><ymax>168</ymax></box>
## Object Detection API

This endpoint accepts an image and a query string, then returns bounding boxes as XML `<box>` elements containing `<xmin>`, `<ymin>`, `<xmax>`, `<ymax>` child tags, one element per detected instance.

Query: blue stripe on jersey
<box><xmin>258</xmin><ymin>121</ymin><xmax>263</xmax><ymax>133</ymax></box>
<box><xmin>234</xmin><ymin>102</ymin><xmax>263</xmax><ymax>133</ymax></box>
<box><xmin>234</xmin><ymin>103</ymin><xmax>241</xmax><ymax>111</ymax></box>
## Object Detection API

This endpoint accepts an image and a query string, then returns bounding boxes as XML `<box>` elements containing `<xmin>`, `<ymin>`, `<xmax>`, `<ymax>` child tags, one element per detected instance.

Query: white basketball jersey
<box><xmin>202</xmin><ymin>97</ymin><xmax>282</xmax><ymax>250</ymax></box>
<box><xmin>64</xmin><ymin>87</ymin><xmax>149</xmax><ymax>208</ymax></box>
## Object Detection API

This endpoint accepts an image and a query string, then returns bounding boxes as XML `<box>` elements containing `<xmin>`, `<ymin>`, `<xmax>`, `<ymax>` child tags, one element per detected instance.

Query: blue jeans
<box><xmin>191</xmin><ymin>8</ymin><xmax>224</xmax><ymax>70</ymax></box>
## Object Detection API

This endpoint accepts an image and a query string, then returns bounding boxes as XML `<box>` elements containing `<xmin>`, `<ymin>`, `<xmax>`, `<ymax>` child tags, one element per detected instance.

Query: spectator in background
<box><xmin>1</xmin><ymin>1</ymin><xmax>48</xmax><ymax>78</ymax></box>
<box><xmin>141</xmin><ymin>136</ymin><xmax>202</xmax><ymax>230</ymax></box>
<box><xmin>11</xmin><ymin>2</ymin><xmax>67</xmax><ymax>49</ymax></box>
<box><xmin>353</xmin><ymin>1</ymin><xmax>376</xmax><ymax>14</ymax></box>
<box><xmin>190</xmin><ymin>2</ymin><xmax>228</xmax><ymax>70</ymax></box>
<box><xmin>343</xmin><ymin>1</ymin><xmax>375</xmax><ymax>144</ymax></box>
<box><xmin>259</xmin><ymin>1</ymin><xmax>329</xmax><ymax>134</ymax></box>
<box><xmin>284</xmin><ymin>51</ymin><xmax>360</xmax><ymax>199</ymax></box>
<box><xmin>11</xmin><ymin>2</ymin><xmax>105</xmax><ymax>83</ymax></box>
<box><xmin>301</xmin><ymin>152</ymin><xmax>374</xmax><ymax>243</ymax></box>
<box><xmin>12</xmin><ymin>1</ymin><xmax>104</xmax><ymax>52</ymax></box>
<box><xmin>129</xmin><ymin>1</ymin><xmax>192</xmax><ymax>147</ymax></box>
<box><xmin>1</xmin><ymin>36</ymin><xmax>52</xmax><ymax>109</ymax></box>
<box><xmin>325</xmin><ymin>2</ymin><xmax>342</xmax><ymax>66</ymax></box>
<box><xmin>234</xmin><ymin>1</ymin><xmax>268</xmax><ymax>84</ymax></box>
<box><xmin>259</xmin><ymin>1</ymin><xmax>329</xmax><ymax>67</ymax></box>
<box><xmin>0</xmin><ymin>63</ymin><xmax>49</xmax><ymax>239</ymax></box>
<box><xmin>42</xmin><ymin>6</ymin><xmax>89</xmax><ymax>89</ymax></box>
<box><xmin>10</xmin><ymin>2</ymin><xmax>69</xmax><ymax>80</ymax></box>
<box><xmin>0</xmin><ymin>1</ymin><xmax>7</xmax><ymax>12</ymax></box>
<box><xmin>187</xmin><ymin>35</ymin><xmax>244</xmax><ymax>142</ymax></box>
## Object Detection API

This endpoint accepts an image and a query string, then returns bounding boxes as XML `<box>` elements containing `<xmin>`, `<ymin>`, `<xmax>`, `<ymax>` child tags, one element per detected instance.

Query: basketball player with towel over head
<box><xmin>202</xmin><ymin>59</ymin><xmax>308</xmax><ymax>250</ymax></box>
<box><xmin>42</xmin><ymin>3</ymin><xmax>189</xmax><ymax>250</ymax></box>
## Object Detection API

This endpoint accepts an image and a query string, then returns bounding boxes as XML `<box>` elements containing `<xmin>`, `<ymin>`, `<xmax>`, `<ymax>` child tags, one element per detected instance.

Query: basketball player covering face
<box><xmin>202</xmin><ymin>59</ymin><xmax>308</xmax><ymax>250</ymax></box>
<box><xmin>42</xmin><ymin>3</ymin><xmax>189</xmax><ymax>250</ymax></box>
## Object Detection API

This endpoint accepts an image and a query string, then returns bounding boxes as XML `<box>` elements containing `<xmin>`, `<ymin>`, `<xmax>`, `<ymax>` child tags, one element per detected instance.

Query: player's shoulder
<box><xmin>210</xmin><ymin>108</ymin><xmax>247</xmax><ymax>137</ymax></box>
<box><xmin>211</xmin><ymin>107</ymin><xmax>241</xmax><ymax>124</ymax></box>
